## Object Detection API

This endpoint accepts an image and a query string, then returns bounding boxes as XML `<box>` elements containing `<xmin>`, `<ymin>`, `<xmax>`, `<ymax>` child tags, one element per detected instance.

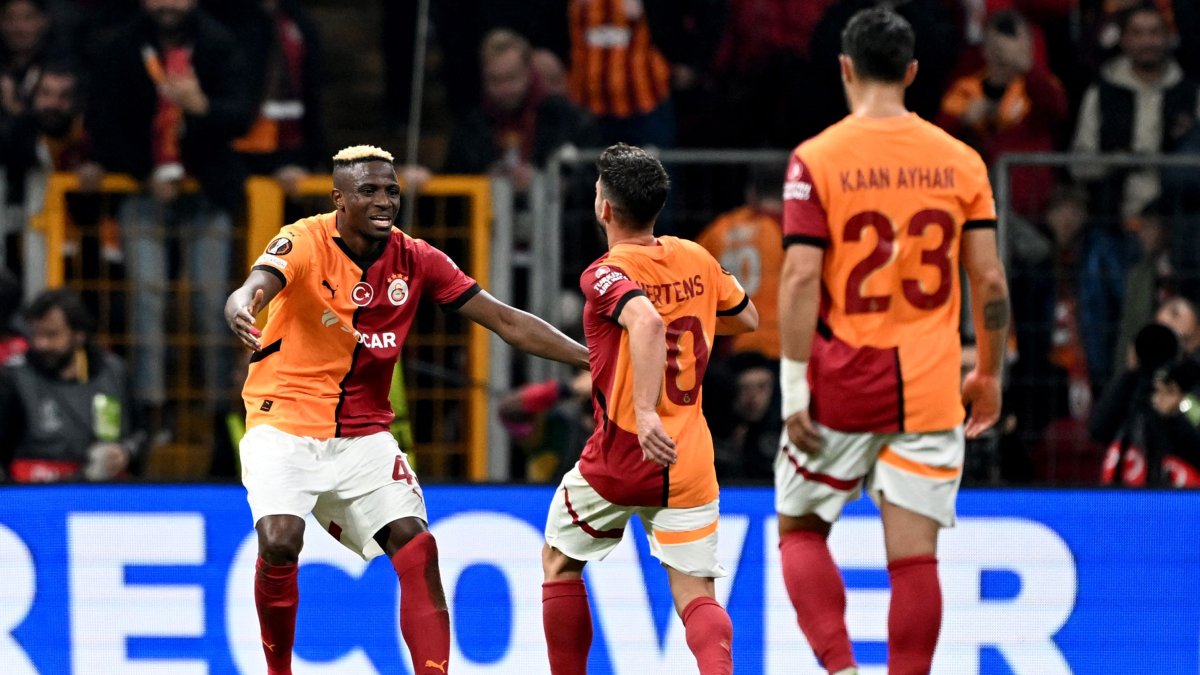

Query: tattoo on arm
<box><xmin>983</xmin><ymin>299</ymin><xmax>1009</xmax><ymax>331</ymax></box>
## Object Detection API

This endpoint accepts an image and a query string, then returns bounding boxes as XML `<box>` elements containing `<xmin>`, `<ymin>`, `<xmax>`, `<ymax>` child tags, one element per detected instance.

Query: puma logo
<box><xmin>322</xmin><ymin>279</ymin><xmax>337</xmax><ymax>298</ymax></box>
<box><xmin>425</xmin><ymin>659</ymin><xmax>448</xmax><ymax>673</ymax></box>
<box><xmin>262</xmin><ymin>639</ymin><xmax>275</xmax><ymax>652</ymax></box>
<box><xmin>720</xmin><ymin>640</ymin><xmax>731</xmax><ymax>652</ymax></box>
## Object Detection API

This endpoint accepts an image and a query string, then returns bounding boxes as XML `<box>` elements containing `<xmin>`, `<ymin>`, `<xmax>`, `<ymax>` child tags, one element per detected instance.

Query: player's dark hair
<box><xmin>596</xmin><ymin>143</ymin><xmax>670</xmax><ymax>229</ymax></box>
<box><xmin>23</xmin><ymin>288</ymin><xmax>95</xmax><ymax>335</ymax></box>
<box><xmin>841</xmin><ymin>7</ymin><xmax>915</xmax><ymax>84</ymax></box>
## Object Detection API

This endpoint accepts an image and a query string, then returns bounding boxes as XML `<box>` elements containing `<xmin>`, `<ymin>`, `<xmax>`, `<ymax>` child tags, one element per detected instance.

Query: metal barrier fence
<box><xmin>28</xmin><ymin>172</ymin><xmax>494</xmax><ymax>480</ymax></box>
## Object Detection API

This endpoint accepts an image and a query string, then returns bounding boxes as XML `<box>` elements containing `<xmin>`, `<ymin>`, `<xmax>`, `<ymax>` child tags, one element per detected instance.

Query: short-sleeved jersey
<box><xmin>783</xmin><ymin>113</ymin><xmax>997</xmax><ymax>434</ymax></box>
<box><xmin>579</xmin><ymin>236</ymin><xmax>749</xmax><ymax>508</ymax></box>
<box><xmin>242</xmin><ymin>212</ymin><xmax>480</xmax><ymax>438</ymax></box>
<box><xmin>696</xmin><ymin>206</ymin><xmax>783</xmax><ymax>359</ymax></box>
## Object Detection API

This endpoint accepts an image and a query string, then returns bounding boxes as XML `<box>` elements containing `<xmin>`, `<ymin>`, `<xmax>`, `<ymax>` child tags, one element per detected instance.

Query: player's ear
<box><xmin>838</xmin><ymin>54</ymin><xmax>853</xmax><ymax>84</ymax></box>
<box><xmin>331</xmin><ymin>188</ymin><xmax>344</xmax><ymax>211</ymax></box>
<box><xmin>599</xmin><ymin>198</ymin><xmax>613</xmax><ymax>224</ymax></box>
<box><xmin>904</xmin><ymin>60</ymin><xmax>919</xmax><ymax>87</ymax></box>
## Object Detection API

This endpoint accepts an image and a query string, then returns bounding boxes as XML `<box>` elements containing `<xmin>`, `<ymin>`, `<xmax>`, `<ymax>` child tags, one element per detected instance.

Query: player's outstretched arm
<box><xmin>961</xmin><ymin>227</ymin><xmax>1010</xmax><ymax>439</ymax></box>
<box><xmin>715</xmin><ymin>298</ymin><xmax>759</xmax><ymax>335</ymax></box>
<box><xmin>779</xmin><ymin>244</ymin><xmax>824</xmax><ymax>453</ymax></box>
<box><xmin>455</xmin><ymin>290</ymin><xmax>589</xmax><ymax>369</ymax></box>
<box><xmin>224</xmin><ymin>270</ymin><xmax>283</xmax><ymax>351</ymax></box>
<box><xmin>617</xmin><ymin>296</ymin><xmax>676</xmax><ymax>466</ymax></box>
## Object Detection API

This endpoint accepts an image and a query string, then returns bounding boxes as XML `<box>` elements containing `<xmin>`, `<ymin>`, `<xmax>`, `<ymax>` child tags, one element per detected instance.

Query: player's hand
<box><xmin>635</xmin><ymin>411</ymin><xmax>677</xmax><ymax>466</ymax></box>
<box><xmin>228</xmin><ymin>288</ymin><xmax>265</xmax><ymax>351</ymax></box>
<box><xmin>962</xmin><ymin>370</ymin><xmax>1001</xmax><ymax>438</ymax></box>
<box><xmin>785</xmin><ymin>410</ymin><xmax>823</xmax><ymax>454</ymax></box>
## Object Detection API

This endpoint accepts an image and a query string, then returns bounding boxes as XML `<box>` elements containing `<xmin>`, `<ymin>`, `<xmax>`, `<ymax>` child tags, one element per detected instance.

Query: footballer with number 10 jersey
<box><xmin>578</xmin><ymin>236</ymin><xmax>750</xmax><ymax>509</ymax></box>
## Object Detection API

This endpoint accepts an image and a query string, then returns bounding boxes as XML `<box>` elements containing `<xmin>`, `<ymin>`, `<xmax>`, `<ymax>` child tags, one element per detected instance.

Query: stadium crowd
<box><xmin>0</xmin><ymin>0</ymin><xmax>1198</xmax><ymax>487</ymax></box>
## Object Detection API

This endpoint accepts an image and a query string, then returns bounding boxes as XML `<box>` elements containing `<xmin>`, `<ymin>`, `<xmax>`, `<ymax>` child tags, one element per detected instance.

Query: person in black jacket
<box><xmin>82</xmin><ymin>0</ymin><xmax>255</xmax><ymax>432</ymax></box>
<box><xmin>0</xmin><ymin>289</ymin><xmax>141</xmax><ymax>482</ymax></box>
<box><xmin>207</xmin><ymin>0</ymin><xmax>327</xmax><ymax>198</ymax></box>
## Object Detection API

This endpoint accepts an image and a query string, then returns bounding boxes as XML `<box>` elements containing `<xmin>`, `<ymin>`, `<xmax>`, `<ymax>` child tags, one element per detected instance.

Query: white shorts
<box><xmin>544</xmin><ymin>464</ymin><xmax>727</xmax><ymax>578</ymax></box>
<box><xmin>240</xmin><ymin>425</ymin><xmax>427</xmax><ymax>560</ymax></box>
<box><xmin>774</xmin><ymin>424</ymin><xmax>964</xmax><ymax>527</ymax></box>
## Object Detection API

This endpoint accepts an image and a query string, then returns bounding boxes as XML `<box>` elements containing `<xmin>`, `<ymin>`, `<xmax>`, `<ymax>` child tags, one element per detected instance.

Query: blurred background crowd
<box><xmin>0</xmin><ymin>0</ymin><xmax>1198</xmax><ymax>488</ymax></box>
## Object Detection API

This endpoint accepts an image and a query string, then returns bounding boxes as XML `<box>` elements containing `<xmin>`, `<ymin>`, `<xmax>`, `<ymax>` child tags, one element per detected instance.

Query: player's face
<box><xmin>27</xmin><ymin>307</ymin><xmax>84</xmax><ymax>376</ymax></box>
<box><xmin>336</xmin><ymin>161</ymin><xmax>402</xmax><ymax>241</ymax></box>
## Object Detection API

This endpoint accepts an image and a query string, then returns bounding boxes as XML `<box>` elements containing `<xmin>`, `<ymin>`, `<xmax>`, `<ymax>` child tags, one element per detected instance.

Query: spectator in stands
<box><xmin>446</xmin><ymin>28</ymin><xmax>597</xmax><ymax>192</ymax></box>
<box><xmin>1006</xmin><ymin>186</ymin><xmax>1131</xmax><ymax>478</ymax></box>
<box><xmin>1114</xmin><ymin>201</ymin><xmax>1176</xmax><ymax>364</ymax></box>
<box><xmin>218</xmin><ymin>0</ymin><xmax>326</xmax><ymax>199</ymax></box>
<box><xmin>532</xmin><ymin>48</ymin><xmax>568</xmax><ymax>98</ymax></box>
<box><xmin>0</xmin><ymin>268</ymin><xmax>25</xmax><ymax>365</ymax></box>
<box><xmin>0</xmin><ymin>0</ymin><xmax>56</xmax><ymax>117</ymax></box>
<box><xmin>695</xmin><ymin>164</ymin><xmax>784</xmax><ymax>360</ymax></box>
<box><xmin>1092</xmin><ymin>317</ymin><xmax>1200</xmax><ymax>487</ymax></box>
<box><xmin>566</xmin><ymin>0</ymin><xmax>678</xmax><ymax>148</ymax></box>
<box><xmin>85</xmin><ymin>0</ymin><xmax>255</xmax><ymax>438</ymax></box>
<box><xmin>707</xmin><ymin>351</ymin><xmax>779</xmax><ymax>482</ymax></box>
<box><xmin>1156</xmin><ymin>294</ymin><xmax>1200</xmax><ymax>360</ymax></box>
<box><xmin>709</xmin><ymin>0</ymin><xmax>833</xmax><ymax>147</ymax></box>
<box><xmin>0</xmin><ymin>289</ymin><xmax>140</xmax><ymax>483</ymax></box>
<box><xmin>938</xmin><ymin>10</ymin><xmax>1069</xmax><ymax>219</ymax></box>
<box><xmin>1071</xmin><ymin>3</ymin><xmax>1199</xmax><ymax>220</ymax></box>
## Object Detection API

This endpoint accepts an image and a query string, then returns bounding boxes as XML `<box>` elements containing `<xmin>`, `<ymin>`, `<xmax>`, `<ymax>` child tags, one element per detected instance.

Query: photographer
<box><xmin>1091</xmin><ymin>314</ymin><xmax>1200</xmax><ymax>487</ymax></box>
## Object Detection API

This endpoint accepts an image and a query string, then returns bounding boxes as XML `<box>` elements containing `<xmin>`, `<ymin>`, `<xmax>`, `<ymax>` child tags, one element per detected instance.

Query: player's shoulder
<box><xmin>793</xmin><ymin>117</ymin><xmax>858</xmax><ymax>160</ymax></box>
<box><xmin>580</xmin><ymin>252</ymin><xmax>615</xmax><ymax>283</ymax></box>
<box><xmin>909</xmin><ymin>116</ymin><xmax>988</xmax><ymax>169</ymax></box>
<box><xmin>661</xmin><ymin>235</ymin><xmax>721</xmax><ymax>271</ymax></box>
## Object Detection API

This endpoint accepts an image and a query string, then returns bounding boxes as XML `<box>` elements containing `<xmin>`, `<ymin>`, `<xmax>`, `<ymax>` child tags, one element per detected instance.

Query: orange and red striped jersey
<box><xmin>696</xmin><ymin>206</ymin><xmax>783</xmax><ymax>359</ymax></box>
<box><xmin>579</xmin><ymin>236</ymin><xmax>748</xmax><ymax>508</ymax></box>
<box><xmin>568</xmin><ymin>0</ymin><xmax>671</xmax><ymax>119</ymax></box>
<box><xmin>243</xmin><ymin>212</ymin><xmax>479</xmax><ymax>438</ymax></box>
<box><xmin>784</xmin><ymin>114</ymin><xmax>996</xmax><ymax>434</ymax></box>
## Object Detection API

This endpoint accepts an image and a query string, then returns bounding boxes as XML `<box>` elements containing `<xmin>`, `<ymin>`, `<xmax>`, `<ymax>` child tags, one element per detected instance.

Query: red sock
<box><xmin>887</xmin><ymin>555</ymin><xmax>942</xmax><ymax>675</ymax></box>
<box><xmin>681</xmin><ymin>596</ymin><xmax>733</xmax><ymax>675</ymax></box>
<box><xmin>391</xmin><ymin>532</ymin><xmax>450</xmax><ymax>674</ymax></box>
<box><xmin>254</xmin><ymin>557</ymin><xmax>298</xmax><ymax>675</ymax></box>
<box><xmin>542</xmin><ymin>580</ymin><xmax>591</xmax><ymax>674</ymax></box>
<box><xmin>779</xmin><ymin>530</ymin><xmax>855</xmax><ymax>672</ymax></box>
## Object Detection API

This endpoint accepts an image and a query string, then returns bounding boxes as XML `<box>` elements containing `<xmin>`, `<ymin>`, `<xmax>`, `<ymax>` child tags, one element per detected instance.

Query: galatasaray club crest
<box><xmin>388</xmin><ymin>277</ymin><xmax>410</xmax><ymax>306</ymax></box>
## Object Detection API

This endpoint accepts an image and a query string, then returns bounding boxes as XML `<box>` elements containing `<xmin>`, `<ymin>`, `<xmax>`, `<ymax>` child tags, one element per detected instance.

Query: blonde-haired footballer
<box><xmin>225</xmin><ymin>145</ymin><xmax>588</xmax><ymax>675</ymax></box>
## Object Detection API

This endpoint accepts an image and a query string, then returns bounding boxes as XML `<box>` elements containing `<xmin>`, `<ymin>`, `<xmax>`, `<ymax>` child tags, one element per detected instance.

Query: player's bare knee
<box><xmin>374</xmin><ymin>516</ymin><xmax>429</xmax><ymax>556</ymax></box>
<box><xmin>542</xmin><ymin>544</ymin><xmax>584</xmax><ymax>581</ymax></box>
<box><xmin>256</xmin><ymin>516</ymin><xmax>304</xmax><ymax>565</ymax></box>
<box><xmin>778</xmin><ymin>513</ymin><xmax>832</xmax><ymax>537</ymax></box>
